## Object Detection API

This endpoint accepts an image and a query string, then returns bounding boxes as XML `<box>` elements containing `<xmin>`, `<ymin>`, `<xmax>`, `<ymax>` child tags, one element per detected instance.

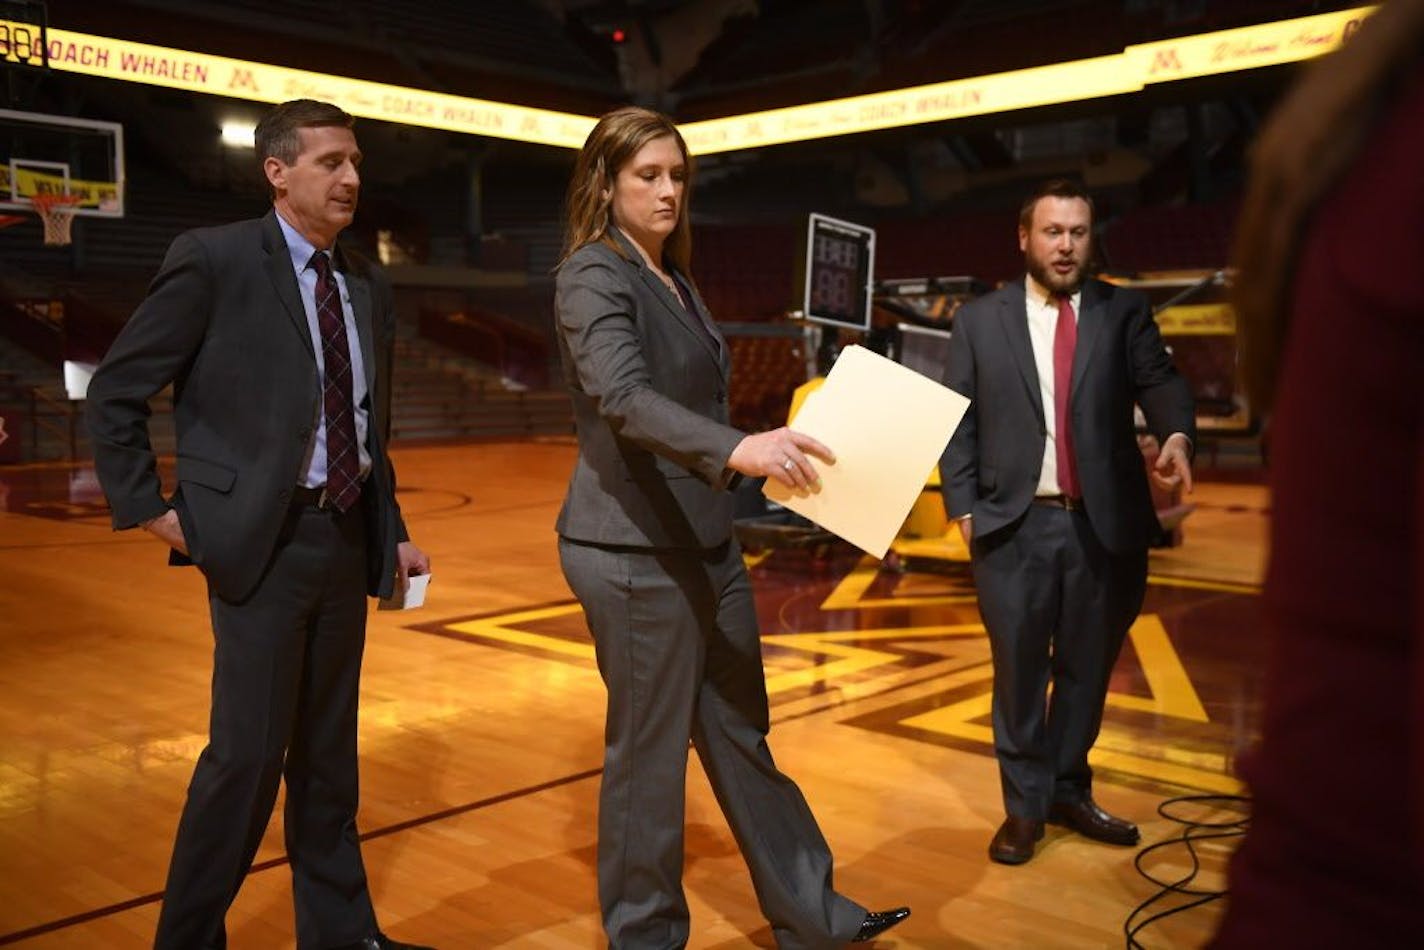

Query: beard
<box><xmin>1026</xmin><ymin>252</ymin><xmax>1085</xmax><ymax>296</ymax></box>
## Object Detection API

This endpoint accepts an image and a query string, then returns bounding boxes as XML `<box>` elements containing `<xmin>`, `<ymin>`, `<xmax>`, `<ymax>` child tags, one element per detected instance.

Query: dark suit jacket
<box><xmin>86</xmin><ymin>211</ymin><xmax>409</xmax><ymax>603</ymax></box>
<box><xmin>554</xmin><ymin>229</ymin><xmax>743</xmax><ymax>550</ymax></box>
<box><xmin>940</xmin><ymin>277</ymin><xmax>1195</xmax><ymax>555</ymax></box>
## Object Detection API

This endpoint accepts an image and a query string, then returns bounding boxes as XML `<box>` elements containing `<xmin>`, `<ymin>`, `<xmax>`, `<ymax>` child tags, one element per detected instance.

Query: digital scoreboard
<box><xmin>0</xmin><ymin>1</ymin><xmax>47</xmax><ymax>69</ymax></box>
<box><xmin>801</xmin><ymin>213</ymin><xmax>874</xmax><ymax>332</ymax></box>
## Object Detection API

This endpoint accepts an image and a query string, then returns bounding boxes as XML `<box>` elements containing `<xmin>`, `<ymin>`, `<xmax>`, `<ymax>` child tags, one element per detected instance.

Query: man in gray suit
<box><xmin>940</xmin><ymin>179</ymin><xmax>1195</xmax><ymax>865</ymax></box>
<box><xmin>86</xmin><ymin>99</ymin><xmax>432</xmax><ymax>950</ymax></box>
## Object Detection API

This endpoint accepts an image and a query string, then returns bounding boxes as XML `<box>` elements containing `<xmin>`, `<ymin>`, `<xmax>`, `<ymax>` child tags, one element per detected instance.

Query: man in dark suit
<box><xmin>86</xmin><ymin>99</ymin><xmax>432</xmax><ymax>950</ymax></box>
<box><xmin>939</xmin><ymin>179</ymin><xmax>1195</xmax><ymax>865</ymax></box>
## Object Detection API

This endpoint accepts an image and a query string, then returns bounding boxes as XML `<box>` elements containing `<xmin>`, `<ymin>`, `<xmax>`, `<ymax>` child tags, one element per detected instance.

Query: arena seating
<box><xmin>390</xmin><ymin>326</ymin><xmax>570</xmax><ymax>442</ymax></box>
<box><xmin>1099</xmin><ymin>199</ymin><xmax>1239</xmax><ymax>273</ymax></box>
<box><xmin>726</xmin><ymin>332</ymin><xmax>807</xmax><ymax>434</ymax></box>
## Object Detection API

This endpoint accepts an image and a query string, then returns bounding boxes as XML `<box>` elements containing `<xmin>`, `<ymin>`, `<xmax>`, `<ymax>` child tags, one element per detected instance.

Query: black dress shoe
<box><xmin>329</xmin><ymin>935</ymin><xmax>436</xmax><ymax>950</ymax></box>
<box><xmin>852</xmin><ymin>907</ymin><xmax>911</xmax><ymax>943</ymax></box>
<box><xmin>988</xmin><ymin>815</ymin><xmax>1044</xmax><ymax>865</ymax></box>
<box><xmin>1048</xmin><ymin>798</ymin><xmax>1140</xmax><ymax>845</ymax></box>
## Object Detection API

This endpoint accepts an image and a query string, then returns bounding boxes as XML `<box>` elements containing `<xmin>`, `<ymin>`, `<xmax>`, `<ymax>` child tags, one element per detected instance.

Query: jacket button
<box><xmin>715</xmin><ymin>392</ymin><xmax>726</xmax><ymax>403</ymax></box>
<box><xmin>278</xmin><ymin>489</ymin><xmax>291</xmax><ymax>502</ymax></box>
<box><xmin>298</xmin><ymin>426</ymin><xmax>311</xmax><ymax>441</ymax></box>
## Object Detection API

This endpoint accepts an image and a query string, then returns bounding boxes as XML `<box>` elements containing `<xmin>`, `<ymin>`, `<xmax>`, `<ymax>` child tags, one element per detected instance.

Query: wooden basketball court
<box><xmin>0</xmin><ymin>440</ymin><xmax>1268</xmax><ymax>948</ymax></box>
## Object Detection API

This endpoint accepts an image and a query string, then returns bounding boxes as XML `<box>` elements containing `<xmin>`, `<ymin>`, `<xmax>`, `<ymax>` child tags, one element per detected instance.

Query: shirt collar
<box><xmin>275</xmin><ymin>211</ymin><xmax>330</xmax><ymax>274</ymax></box>
<box><xmin>1025</xmin><ymin>272</ymin><xmax>1080</xmax><ymax>311</ymax></box>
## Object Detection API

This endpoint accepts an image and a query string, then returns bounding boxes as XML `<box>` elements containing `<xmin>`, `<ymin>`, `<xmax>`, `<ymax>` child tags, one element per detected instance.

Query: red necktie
<box><xmin>310</xmin><ymin>251</ymin><xmax>361</xmax><ymax>512</ymax></box>
<box><xmin>1053</xmin><ymin>295</ymin><xmax>1081</xmax><ymax>499</ymax></box>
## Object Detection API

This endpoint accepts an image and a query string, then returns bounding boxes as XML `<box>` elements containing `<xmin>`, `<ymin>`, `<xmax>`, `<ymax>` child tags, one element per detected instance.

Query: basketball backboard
<box><xmin>0</xmin><ymin>107</ymin><xmax>125</xmax><ymax>218</ymax></box>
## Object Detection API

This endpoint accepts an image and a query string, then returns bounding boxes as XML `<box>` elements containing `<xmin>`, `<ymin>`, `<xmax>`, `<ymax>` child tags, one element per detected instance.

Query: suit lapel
<box><xmin>261</xmin><ymin>212</ymin><xmax>315</xmax><ymax>359</ymax></box>
<box><xmin>996</xmin><ymin>284</ymin><xmax>1045</xmax><ymax>425</ymax></box>
<box><xmin>1071</xmin><ymin>280</ymin><xmax>1106</xmax><ymax>400</ymax></box>
<box><xmin>337</xmin><ymin>246</ymin><xmax>378</xmax><ymax>395</ymax></box>
<box><xmin>611</xmin><ymin>228</ymin><xmax>723</xmax><ymax>370</ymax></box>
<box><xmin>682</xmin><ymin>279</ymin><xmax>731</xmax><ymax>377</ymax></box>
<box><xmin>644</xmin><ymin>268</ymin><xmax>725</xmax><ymax>370</ymax></box>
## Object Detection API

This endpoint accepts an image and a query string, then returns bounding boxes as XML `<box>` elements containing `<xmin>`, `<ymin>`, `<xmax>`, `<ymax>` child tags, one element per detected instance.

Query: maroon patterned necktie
<box><xmin>1053</xmin><ymin>294</ymin><xmax>1081</xmax><ymax>499</ymax></box>
<box><xmin>310</xmin><ymin>251</ymin><xmax>361</xmax><ymax>511</ymax></box>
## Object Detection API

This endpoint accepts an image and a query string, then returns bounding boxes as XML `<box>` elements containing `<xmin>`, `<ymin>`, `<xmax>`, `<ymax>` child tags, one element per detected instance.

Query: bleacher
<box><xmin>391</xmin><ymin>325</ymin><xmax>570</xmax><ymax>442</ymax></box>
<box><xmin>692</xmin><ymin>224</ymin><xmax>800</xmax><ymax>322</ymax></box>
<box><xmin>0</xmin><ymin>157</ymin><xmax>582</xmax><ymax>461</ymax></box>
<box><xmin>1</xmin><ymin>104</ymin><xmax>1254</xmax><ymax>463</ymax></box>
<box><xmin>1100</xmin><ymin>199</ymin><xmax>1239</xmax><ymax>273</ymax></box>
<box><xmin>726</xmin><ymin>332</ymin><xmax>807</xmax><ymax>434</ymax></box>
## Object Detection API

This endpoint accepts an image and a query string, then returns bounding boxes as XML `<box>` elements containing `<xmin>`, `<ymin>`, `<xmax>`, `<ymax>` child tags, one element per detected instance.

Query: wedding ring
<box><xmin>783</xmin><ymin>458</ymin><xmax>795</xmax><ymax>471</ymax></box>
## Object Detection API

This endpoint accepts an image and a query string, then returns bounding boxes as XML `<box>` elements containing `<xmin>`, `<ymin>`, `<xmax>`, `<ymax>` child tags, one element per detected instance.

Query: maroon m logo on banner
<box><xmin>1150</xmin><ymin>47</ymin><xmax>1183</xmax><ymax>74</ymax></box>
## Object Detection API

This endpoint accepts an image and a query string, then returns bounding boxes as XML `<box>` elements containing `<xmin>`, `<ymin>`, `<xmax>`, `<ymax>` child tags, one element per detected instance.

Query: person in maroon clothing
<box><xmin>1213</xmin><ymin>1</ymin><xmax>1424</xmax><ymax>943</ymax></box>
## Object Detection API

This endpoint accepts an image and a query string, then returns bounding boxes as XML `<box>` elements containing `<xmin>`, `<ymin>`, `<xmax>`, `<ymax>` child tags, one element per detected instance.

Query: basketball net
<box><xmin>29</xmin><ymin>193</ymin><xmax>85</xmax><ymax>246</ymax></box>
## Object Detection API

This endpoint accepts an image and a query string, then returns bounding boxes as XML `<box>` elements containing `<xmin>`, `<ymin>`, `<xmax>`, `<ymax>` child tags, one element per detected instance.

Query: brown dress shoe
<box><xmin>988</xmin><ymin>816</ymin><xmax>1044</xmax><ymax>865</ymax></box>
<box><xmin>1048</xmin><ymin>798</ymin><xmax>1140</xmax><ymax>845</ymax></box>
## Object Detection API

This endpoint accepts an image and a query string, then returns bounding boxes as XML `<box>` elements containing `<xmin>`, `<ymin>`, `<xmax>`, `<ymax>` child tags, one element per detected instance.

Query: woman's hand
<box><xmin>728</xmin><ymin>427</ymin><xmax>836</xmax><ymax>491</ymax></box>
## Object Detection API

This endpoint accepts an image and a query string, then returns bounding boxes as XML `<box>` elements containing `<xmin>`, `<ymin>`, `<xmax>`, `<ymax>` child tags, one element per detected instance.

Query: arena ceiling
<box><xmin>8</xmin><ymin>1</ymin><xmax>1367</xmax><ymax>220</ymax></box>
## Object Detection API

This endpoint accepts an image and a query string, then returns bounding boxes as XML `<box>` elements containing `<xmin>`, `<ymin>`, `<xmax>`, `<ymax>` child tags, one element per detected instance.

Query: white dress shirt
<box><xmin>1025</xmin><ymin>273</ymin><xmax>1076</xmax><ymax>497</ymax></box>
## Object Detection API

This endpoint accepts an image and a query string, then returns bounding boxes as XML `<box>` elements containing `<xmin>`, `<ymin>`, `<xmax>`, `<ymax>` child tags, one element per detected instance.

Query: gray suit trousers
<box><xmin>971</xmin><ymin>505</ymin><xmax>1147</xmax><ymax>819</ymax></box>
<box><xmin>559</xmin><ymin>537</ymin><xmax>865</xmax><ymax>950</ymax></box>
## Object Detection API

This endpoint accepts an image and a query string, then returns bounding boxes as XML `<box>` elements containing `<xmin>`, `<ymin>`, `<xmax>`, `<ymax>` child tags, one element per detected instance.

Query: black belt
<box><xmin>292</xmin><ymin>485</ymin><xmax>338</xmax><ymax>510</ymax></box>
<box><xmin>1033</xmin><ymin>494</ymin><xmax>1085</xmax><ymax>511</ymax></box>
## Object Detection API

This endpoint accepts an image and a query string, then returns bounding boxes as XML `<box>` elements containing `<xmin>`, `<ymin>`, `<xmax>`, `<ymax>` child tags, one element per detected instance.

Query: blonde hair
<box><xmin>559</xmin><ymin>106</ymin><xmax>695</xmax><ymax>273</ymax></box>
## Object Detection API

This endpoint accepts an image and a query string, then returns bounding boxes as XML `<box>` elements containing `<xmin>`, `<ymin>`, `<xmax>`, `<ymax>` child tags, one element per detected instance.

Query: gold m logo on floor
<box><xmin>429</xmin><ymin>589</ymin><xmax>1241</xmax><ymax>796</ymax></box>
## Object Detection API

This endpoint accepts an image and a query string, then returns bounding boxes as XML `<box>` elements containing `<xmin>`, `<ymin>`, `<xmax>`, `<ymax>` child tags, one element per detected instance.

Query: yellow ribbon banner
<box><xmin>681</xmin><ymin>6</ymin><xmax>1375</xmax><ymax>153</ymax></box>
<box><xmin>1156</xmin><ymin>303</ymin><xmax>1237</xmax><ymax>336</ymax></box>
<box><xmin>8</xmin><ymin>21</ymin><xmax>595</xmax><ymax>149</ymax></box>
<box><xmin>5</xmin><ymin>5</ymin><xmax>1376</xmax><ymax>154</ymax></box>
<box><xmin>0</xmin><ymin>164</ymin><xmax>120</xmax><ymax>209</ymax></box>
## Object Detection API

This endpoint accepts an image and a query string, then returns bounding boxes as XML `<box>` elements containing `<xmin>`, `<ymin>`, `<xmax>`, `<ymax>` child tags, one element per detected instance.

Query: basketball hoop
<box><xmin>29</xmin><ymin>193</ymin><xmax>85</xmax><ymax>246</ymax></box>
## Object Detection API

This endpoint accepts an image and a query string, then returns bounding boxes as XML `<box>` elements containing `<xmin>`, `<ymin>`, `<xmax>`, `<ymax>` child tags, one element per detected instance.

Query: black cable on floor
<box><xmin>1124</xmin><ymin>793</ymin><xmax>1251</xmax><ymax>949</ymax></box>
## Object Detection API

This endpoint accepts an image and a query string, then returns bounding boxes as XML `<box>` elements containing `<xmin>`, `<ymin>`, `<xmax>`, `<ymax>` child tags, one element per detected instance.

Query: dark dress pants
<box><xmin>155</xmin><ymin>500</ymin><xmax>378</xmax><ymax>950</ymax></box>
<box><xmin>559</xmin><ymin>536</ymin><xmax>866</xmax><ymax>950</ymax></box>
<box><xmin>970</xmin><ymin>504</ymin><xmax>1147</xmax><ymax>820</ymax></box>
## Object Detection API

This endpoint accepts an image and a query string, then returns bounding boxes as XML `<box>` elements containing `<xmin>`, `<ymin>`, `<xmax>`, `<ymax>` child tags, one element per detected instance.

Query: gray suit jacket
<box><xmin>939</xmin><ymin>277</ymin><xmax>1195</xmax><ymax>555</ymax></box>
<box><xmin>86</xmin><ymin>211</ymin><xmax>408</xmax><ymax>602</ymax></box>
<box><xmin>554</xmin><ymin>230</ymin><xmax>744</xmax><ymax>550</ymax></box>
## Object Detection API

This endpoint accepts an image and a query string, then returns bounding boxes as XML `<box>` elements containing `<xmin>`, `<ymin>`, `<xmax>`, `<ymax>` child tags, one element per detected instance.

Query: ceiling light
<box><xmin>220</xmin><ymin>121</ymin><xmax>255</xmax><ymax>148</ymax></box>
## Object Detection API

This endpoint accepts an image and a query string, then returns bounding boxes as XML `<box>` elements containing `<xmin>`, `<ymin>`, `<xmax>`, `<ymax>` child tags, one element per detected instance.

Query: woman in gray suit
<box><xmin>554</xmin><ymin>106</ymin><xmax>909</xmax><ymax>950</ymax></box>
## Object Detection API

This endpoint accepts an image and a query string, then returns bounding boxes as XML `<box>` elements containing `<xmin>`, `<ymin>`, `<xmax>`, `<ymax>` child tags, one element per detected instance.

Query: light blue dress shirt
<box><xmin>276</xmin><ymin>213</ymin><xmax>372</xmax><ymax>488</ymax></box>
